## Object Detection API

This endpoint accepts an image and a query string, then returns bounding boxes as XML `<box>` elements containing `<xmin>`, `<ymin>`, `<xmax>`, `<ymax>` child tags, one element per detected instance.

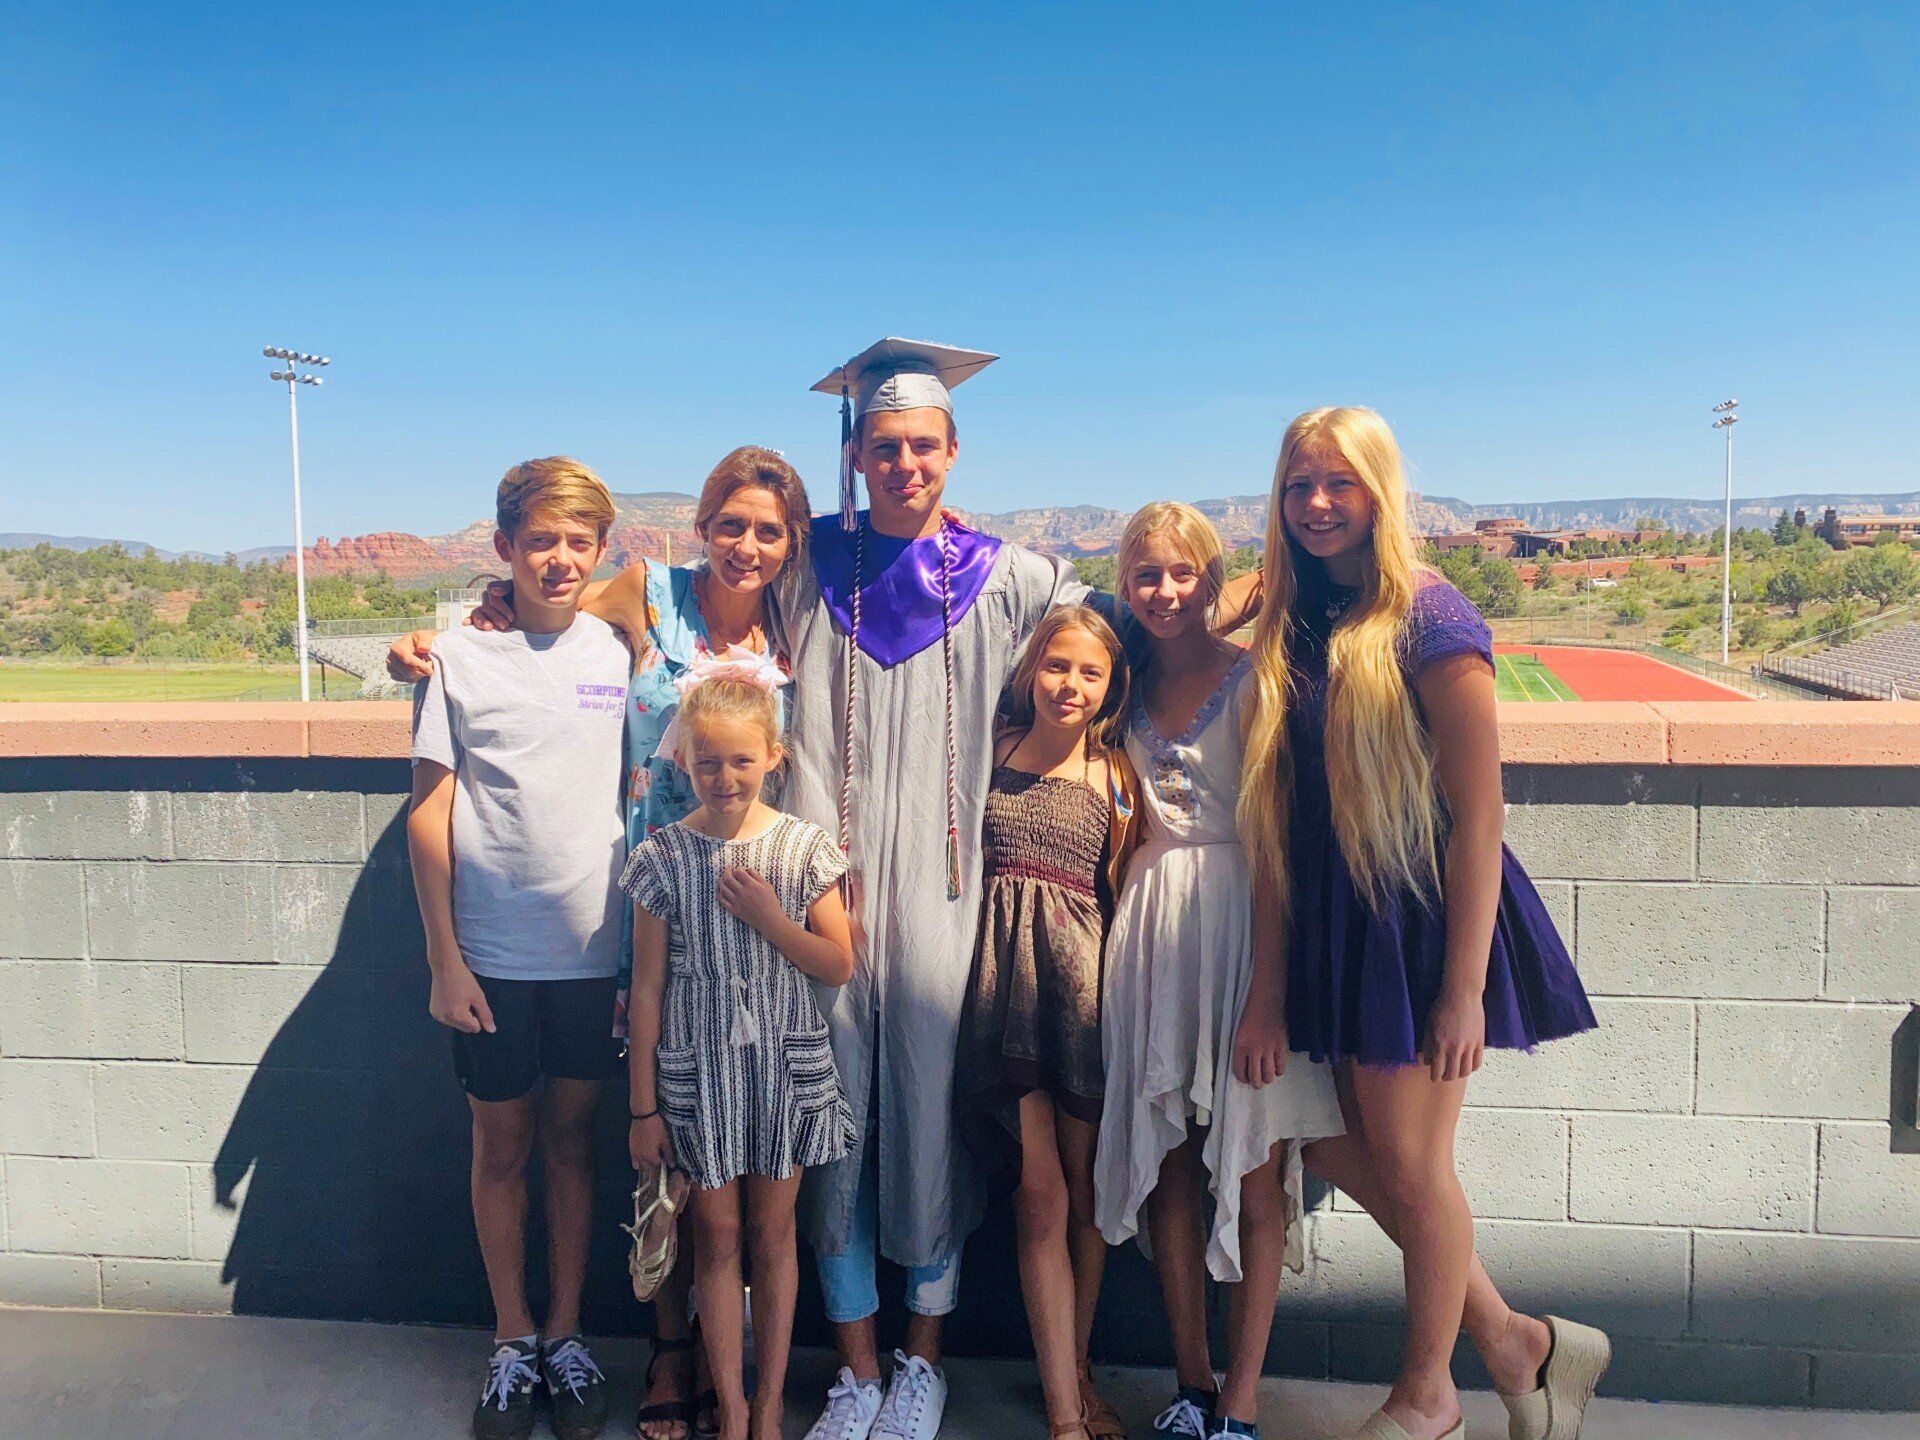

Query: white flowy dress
<box><xmin>1094</xmin><ymin>651</ymin><xmax>1344</xmax><ymax>1282</ymax></box>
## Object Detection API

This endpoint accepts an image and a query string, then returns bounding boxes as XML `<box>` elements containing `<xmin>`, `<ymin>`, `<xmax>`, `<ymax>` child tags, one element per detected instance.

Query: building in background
<box><xmin>1814</xmin><ymin>508</ymin><xmax>1920</xmax><ymax>549</ymax></box>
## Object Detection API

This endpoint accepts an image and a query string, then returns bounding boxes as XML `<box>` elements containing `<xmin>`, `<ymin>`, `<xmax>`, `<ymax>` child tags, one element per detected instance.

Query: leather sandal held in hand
<box><xmin>623</xmin><ymin>1164</ymin><xmax>689</xmax><ymax>1303</ymax></box>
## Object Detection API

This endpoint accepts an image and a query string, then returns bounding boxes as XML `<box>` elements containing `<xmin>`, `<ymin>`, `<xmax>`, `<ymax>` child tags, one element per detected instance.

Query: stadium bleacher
<box><xmin>1763</xmin><ymin>622</ymin><xmax>1920</xmax><ymax>700</ymax></box>
<box><xmin>308</xmin><ymin>624</ymin><xmax>426</xmax><ymax>699</ymax></box>
<box><xmin>306</xmin><ymin>592</ymin><xmax>483</xmax><ymax>700</ymax></box>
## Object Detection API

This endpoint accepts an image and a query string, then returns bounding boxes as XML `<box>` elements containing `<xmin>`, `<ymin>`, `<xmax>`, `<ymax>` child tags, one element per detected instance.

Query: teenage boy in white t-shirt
<box><xmin>410</xmin><ymin>457</ymin><xmax>630</xmax><ymax>1440</ymax></box>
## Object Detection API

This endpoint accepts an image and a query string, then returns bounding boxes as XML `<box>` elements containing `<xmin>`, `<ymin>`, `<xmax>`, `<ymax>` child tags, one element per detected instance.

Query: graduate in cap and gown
<box><xmin>772</xmin><ymin>339</ymin><xmax>1087</xmax><ymax>1440</ymax></box>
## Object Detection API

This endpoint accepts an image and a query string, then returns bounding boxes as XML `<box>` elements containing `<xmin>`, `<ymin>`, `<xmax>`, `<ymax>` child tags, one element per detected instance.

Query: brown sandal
<box><xmin>1077</xmin><ymin>1365</ymin><xmax>1126</xmax><ymax>1440</ymax></box>
<box><xmin>1049</xmin><ymin>1404</ymin><xmax>1094</xmax><ymax>1439</ymax></box>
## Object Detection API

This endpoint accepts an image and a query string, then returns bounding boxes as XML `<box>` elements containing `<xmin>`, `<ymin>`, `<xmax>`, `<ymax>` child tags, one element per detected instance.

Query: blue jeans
<box><xmin>816</xmin><ymin>1133</ymin><xmax>963</xmax><ymax>1324</ymax></box>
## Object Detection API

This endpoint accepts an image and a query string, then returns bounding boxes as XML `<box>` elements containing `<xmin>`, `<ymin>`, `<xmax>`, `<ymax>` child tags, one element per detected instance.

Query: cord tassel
<box><xmin>729</xmin><ymin>976</ymin><xmax>759</xmax><ymax>1049</ymax></box>
<box><xmin>946</xmin><ymin>828</ymin><xmax>961</xmax><ymax>901</ymax></box>
<box><xmin>838</xmin><ymin>385</ymin><xmax>857</xmax><ymax>532</ymax></box>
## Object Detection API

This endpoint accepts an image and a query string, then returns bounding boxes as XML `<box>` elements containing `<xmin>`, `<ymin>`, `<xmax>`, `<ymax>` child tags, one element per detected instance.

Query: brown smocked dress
<box><xmin>953</xmin><ymin>760</ymin><xmax>1110</xmax><ymax>1176</ymax></box>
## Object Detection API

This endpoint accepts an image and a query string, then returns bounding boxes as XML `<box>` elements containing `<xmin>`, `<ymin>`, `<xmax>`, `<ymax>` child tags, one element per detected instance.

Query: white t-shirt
<box><xmin>411</xmin><ymin>614</ymin><xmax>629</xmax><ymax>981</ymax></box>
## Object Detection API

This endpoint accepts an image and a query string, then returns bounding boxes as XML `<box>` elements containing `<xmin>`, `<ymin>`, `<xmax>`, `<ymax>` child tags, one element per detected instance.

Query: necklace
<box><xmin>839</xmin><ymin>518</ymin><xmax>963</xmax><ymax>902</ymax></box>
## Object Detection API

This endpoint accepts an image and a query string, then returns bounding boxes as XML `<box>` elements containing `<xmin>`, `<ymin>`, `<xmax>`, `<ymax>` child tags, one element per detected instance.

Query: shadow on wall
<box><xmin>208</xmin><ymin>793</ymin><xmax>638</xmax><ymax>1331</ymax></box>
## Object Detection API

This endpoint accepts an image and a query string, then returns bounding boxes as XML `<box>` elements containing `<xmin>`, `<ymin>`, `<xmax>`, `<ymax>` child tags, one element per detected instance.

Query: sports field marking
<box><xmin>1493</xmin><ymin>652</ymin><xmax>1577</xmax><ymax>703</ymax></box>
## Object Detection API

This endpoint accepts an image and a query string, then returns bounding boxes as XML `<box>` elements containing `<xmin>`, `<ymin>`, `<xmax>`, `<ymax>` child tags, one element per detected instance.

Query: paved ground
<box><xmin>1</xmin><ymin>1308</ymin><xmax>1911</xmax><ymax>1440</ymax></box>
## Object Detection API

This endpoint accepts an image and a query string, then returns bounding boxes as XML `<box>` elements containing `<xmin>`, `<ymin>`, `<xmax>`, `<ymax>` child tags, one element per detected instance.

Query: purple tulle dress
<box><xmin>1284</xmin><ymin>576</ymin><xmax>1597</xmax><ymax>1067</ymax></box>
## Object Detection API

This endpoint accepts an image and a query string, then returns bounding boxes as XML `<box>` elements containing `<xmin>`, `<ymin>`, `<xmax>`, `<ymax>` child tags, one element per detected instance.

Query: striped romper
<box><xmin>619</xmin><ymin>813</ymin><xmax>856</xmax><ymax>1190</ymax></box>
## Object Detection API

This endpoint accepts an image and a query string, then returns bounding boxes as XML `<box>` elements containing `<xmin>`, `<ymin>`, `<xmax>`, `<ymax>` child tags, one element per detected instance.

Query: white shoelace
<box><xmin>875</xmin><ymin>1351</ymin><xmax>938</xmax><ymax>1437</ymax></box>
<box><xmin>543</xmin><ymin>1338</ymin><xmax>605</xmax><ymax>1399</ymax></box>
<box><xmin>481</xmin><ymin>1345</ymin><xmax>539</xmax><ymax>1411</ymax></box>
<box><xmin>1154</xmin><ymin>1396</ymin><xmax>1210</xmax><ymax>1438</ymax></box>
<box><xmin>812</xmin><ymin>1368</ymin><xmax>881</xmax><ymax>1440</ymax></box>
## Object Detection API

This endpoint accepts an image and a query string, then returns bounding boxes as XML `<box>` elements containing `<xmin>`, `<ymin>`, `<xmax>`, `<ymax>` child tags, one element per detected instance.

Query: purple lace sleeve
<box><xmin>1405</xmin><ymin>579</ymin><xmax>1494</xmax><ymax>676</ymax></box>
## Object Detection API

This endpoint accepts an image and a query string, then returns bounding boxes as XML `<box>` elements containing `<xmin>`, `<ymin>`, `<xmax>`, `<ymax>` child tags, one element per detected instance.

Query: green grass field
<box><xmin>0</xmin><ymin>663</ymin><xmax>305</xmax><ymax>702</ymax></box>
<box><xmin>1493</xmin><ymin>651</ymin><xmax>1579</xmax><ymax>703</ymax></box>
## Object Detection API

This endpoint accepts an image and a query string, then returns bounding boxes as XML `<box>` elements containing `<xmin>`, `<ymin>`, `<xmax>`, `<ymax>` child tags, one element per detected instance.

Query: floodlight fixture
<box><xmin>260</xmin><ymin>343</ymin><xmax>335</xmax><ymax>701</ymax></box>
<box><xmin>1710</xmin><ymin>398</ymin><xmax>1741</xmax><ymax>665</ymax></box>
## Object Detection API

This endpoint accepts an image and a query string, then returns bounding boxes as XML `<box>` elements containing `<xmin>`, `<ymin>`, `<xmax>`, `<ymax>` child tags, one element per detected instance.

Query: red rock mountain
<box><xmin>292</xmin><ymin>494</ymin><xmax>705</xmax><ymax>582</ymax></box>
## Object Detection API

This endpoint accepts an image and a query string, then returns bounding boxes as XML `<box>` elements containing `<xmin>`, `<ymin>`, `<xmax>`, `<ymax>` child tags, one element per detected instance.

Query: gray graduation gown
<box><xmin>772</xmin><ymin>539</ymin><xmax>1083</xmax><ymax>1267</ymax></box>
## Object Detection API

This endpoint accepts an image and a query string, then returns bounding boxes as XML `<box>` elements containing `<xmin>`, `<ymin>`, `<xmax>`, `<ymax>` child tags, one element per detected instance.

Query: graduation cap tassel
<box><xmin>838</xmin><ymin>384</ymin><xmax>858</xmax><ymax>533</ymax></box>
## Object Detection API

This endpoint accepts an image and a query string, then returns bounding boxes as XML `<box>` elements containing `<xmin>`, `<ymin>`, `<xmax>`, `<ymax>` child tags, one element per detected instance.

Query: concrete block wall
<box><xmin>2</xmin><ymin>753</ymin><xmax>1917</xmax><ymax>1411</ymax></box>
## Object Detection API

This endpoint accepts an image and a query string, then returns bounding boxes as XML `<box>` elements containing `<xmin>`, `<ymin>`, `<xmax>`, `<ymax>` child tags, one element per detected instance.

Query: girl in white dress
<box><xmin>1094</xmin><ymin>503</ymin><xmax>1344</xmax><ymax>1440</ymax></box>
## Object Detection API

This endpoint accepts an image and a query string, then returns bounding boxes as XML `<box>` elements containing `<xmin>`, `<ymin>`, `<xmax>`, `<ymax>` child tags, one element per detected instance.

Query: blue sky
<box><xmin>2</xmin><ymin>3</ymin><xmax>1915</xmax><ymax>553</ymax></box>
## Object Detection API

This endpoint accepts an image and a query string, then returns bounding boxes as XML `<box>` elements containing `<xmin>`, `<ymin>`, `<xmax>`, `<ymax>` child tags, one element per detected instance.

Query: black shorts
<box><xmin>451</xmin><ymin>974</ymin><xmax>624</xmax><ymax>1103</ymax></box>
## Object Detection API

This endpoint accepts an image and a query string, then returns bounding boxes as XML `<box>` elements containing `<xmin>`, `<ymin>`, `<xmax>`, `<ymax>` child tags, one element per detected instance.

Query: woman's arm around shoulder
<box><xmin>584</xmin><ymin>559</ymin><xmax>655</xmax><ymax>653</ymax></box>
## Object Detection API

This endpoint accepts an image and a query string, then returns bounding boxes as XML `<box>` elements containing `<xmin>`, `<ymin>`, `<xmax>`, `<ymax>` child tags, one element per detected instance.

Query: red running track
<box><xmin>1492</xmin><ymin>645</ymin><xmax>1751</xmax><ymax>702</ymax></box>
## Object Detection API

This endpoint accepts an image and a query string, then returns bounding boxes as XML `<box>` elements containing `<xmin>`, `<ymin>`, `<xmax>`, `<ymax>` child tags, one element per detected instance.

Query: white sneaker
<box><xmin>805</xmin><ymin>1366</ymin><xmax>884</xmax><ymax>1440</ymax></box>
<box><xmin>873</xmin><ymin>1350</ymin><xmax>948</xmax><ymax>1440</ymax></box>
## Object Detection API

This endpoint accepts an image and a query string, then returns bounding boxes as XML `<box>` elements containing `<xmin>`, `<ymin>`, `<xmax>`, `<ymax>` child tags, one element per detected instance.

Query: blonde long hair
<box><xmin>1238</xmin><ymin>407</ymin><xmax>1442</xmax><ymax>921</ymax></box>
<box><xmin>1116</xmin><ymin>501</ymin><xmax>1226</xmax><ymax>628</ymax></box>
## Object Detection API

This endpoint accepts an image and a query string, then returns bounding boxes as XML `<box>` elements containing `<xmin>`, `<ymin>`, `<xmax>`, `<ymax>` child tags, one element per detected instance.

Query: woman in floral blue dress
<box><xmin>592</xmin><ymin>446</ymin><xmax>807</xmax><ymax>1440</ymax></box>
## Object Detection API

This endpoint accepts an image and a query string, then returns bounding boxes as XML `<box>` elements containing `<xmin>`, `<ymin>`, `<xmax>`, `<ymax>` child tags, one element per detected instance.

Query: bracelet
<box><xmin>630</xmin><ymin>1108</ymin><xmax>658</xmax><ymax>1122</ymax></box>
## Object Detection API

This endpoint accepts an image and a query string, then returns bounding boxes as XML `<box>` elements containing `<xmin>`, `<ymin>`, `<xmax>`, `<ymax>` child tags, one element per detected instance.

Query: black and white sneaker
<box><xmin>541</xmin><ymin>1334</ymin><xmax>610</xmax><ymax>1440</ymax></box>
<box><xmin>473</xmin><ymin>1337</ymin><xmax>540</xmax><ymax>1440</ymax></box>
<box><xmin>1154</xmin><ymin>1385</ymin><xmax>1220</xmax><ymax>1439</ymax></box>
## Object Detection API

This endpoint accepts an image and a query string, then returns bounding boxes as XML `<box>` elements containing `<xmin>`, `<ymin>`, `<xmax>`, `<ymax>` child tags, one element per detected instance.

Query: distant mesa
<box><xmin>0</xmin><ymin>532</ymin><xmax>291</xmax><ymax>564</ymax></box>
<box><xmin>15</xmin><ymin>488</ymin><xmax>1917</xmax><ymax>580</ymax></box>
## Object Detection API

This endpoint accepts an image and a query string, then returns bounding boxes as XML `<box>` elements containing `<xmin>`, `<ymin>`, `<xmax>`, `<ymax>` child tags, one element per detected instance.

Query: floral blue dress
<box><xmin>616</xmin><ymin>561</ymin><xmax>787</xmax><ymax>1034</ymax></box>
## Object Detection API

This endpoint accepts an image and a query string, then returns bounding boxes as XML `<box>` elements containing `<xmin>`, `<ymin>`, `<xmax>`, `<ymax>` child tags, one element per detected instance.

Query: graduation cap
<box><xmin>812</xmin><ymin>337</ymin><xmax>999</xmax><ymax>531</ymax></box>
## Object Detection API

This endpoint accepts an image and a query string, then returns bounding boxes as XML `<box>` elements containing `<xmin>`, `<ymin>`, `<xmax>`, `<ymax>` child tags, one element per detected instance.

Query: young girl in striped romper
<box><xmin>622</xmin><ymin>656</ymin><xmax>857</xmax><ymax>1440</ymax></box>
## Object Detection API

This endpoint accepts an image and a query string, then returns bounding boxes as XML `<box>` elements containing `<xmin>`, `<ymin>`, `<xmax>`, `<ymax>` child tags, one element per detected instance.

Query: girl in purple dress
<box><xmin>1238</xmin><ymin>408</ymin><xmax>1609</xmax><ymax>1440</ymax></box>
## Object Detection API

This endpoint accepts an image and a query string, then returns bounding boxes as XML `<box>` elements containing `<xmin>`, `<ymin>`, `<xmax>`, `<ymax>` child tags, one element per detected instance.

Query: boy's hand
<box><xmin>386</xmin><ymin>629</ymin><xmax>436</xmax><ymax>683</ymax></box>
<box><xmin>471</xmin><ymin>580</ymin><xmax>516</xmax><ymax>632</ymax></box>
<box><xmin>428</xmin><ymin>964</ymin><xmax>496</xmax><ymax>1034</ymax></box>
<box><xmin>630</xmin><ymin>1115</ymin><xmax>674</xmax><ymax>1172</ymax></box>
<box><xmin>717</xmin><ymin>867</ymin><xmax>785</xmax><ymax>935</ymax></box>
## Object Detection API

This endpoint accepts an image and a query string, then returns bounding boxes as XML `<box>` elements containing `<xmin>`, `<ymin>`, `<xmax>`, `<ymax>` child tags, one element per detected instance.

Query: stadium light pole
<box><xmin>263</xmin><ymin>348</ymin><xmax>330</xmax><ymax>700</ymax></box>
<box><xmin>1713</xmin><ymin>399</ymin><xmax>1739</xmax><ymax>665</ymax></box>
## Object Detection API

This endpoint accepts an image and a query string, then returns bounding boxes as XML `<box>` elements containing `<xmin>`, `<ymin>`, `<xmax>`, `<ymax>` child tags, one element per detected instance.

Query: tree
<box><xmin>86</xmin><ymin>618</ymin><xmax>135</xmax><ymax>657</ymax></box>
<box><xmin>1772</xmin><ymin>509</ymin><xmax>1799</xmax><ymax>546</ymax></box>
<box><xmin>1075</xmin><ymin>555</ymin><xmax>1116</xmax><ymax>595</ymax></box>
<box><xmin>1436</xmin><ymin>547</ymin><xmax>1490</xmax><ymax>609</ymax></box>
<box><xmin>1763</xmin><ymin>554</ymin><xmax>1833</xmax><ymax>615</ymax></box>
<box><xmin>1842</xmin><ymin>544</ymin><xmax>1918</xmax><ymax>610</ymax></box>
<box><xmin>1481</xmin><ymin>556</ymin><xmax>1523</xmax><ymax>617</ymax></box>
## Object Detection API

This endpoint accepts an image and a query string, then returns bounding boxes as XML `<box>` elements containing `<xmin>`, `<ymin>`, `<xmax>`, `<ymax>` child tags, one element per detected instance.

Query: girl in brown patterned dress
<box><xmin>954</xmin><ymin>605</ymin><xmax>1142</xmax><ymax>1440</ymax></box>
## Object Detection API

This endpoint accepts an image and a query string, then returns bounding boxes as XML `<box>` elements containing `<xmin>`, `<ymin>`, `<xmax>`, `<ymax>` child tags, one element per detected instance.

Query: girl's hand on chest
<box><xmin>717</xmin><ymin>866</ymin><xmax>787</xmax><ymax>935</ymax></box>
